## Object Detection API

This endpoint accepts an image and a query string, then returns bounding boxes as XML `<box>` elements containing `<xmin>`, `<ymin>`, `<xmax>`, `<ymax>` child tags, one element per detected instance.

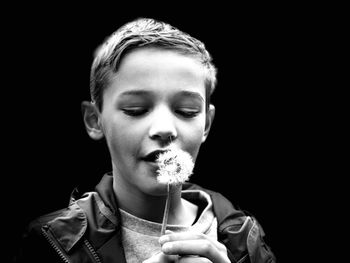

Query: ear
<box><xmin>202</xmin><ymin>104</ymin><xmax>215</xmax><ymax>143</ymax></box>
<box><xmin>81</xmin><ymin>101</ymin><xmax>104</xmax><ymax>140</ymax></box>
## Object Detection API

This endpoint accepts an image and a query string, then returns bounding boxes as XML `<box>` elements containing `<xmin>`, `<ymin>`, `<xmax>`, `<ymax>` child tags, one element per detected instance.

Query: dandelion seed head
<box><xmin>156</xmin><ymin>145</ymin><xmax>194</xmax><ymax>185</ymax></box>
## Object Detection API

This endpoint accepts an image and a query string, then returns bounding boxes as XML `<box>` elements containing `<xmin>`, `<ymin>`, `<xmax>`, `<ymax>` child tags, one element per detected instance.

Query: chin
<box><xmin>143</xmin><ymin>181</ymin><xmax>169</xmax><ymax>197</ymax></box>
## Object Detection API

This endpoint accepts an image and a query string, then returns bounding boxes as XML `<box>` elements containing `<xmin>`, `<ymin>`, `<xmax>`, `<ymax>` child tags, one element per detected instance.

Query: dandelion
<box><xmin>156</xmin><ymin>145</ymin><xmax>194</xmax><ymax>185</ymax></box>
<box><xmin>156</xmin><ymin>145</ymin><xmax>194</xmax><ymax>235</ymax></box>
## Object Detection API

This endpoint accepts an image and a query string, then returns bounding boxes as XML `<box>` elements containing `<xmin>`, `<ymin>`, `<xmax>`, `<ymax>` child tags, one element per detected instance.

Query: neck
<box><xmin>113</xmin><ymin>176</ymin><xmax>184</xmax><ymax>224</ymax></box>
<box><xmin>167</xmin><ymin>191</ymin><xmax>198</xmax><ymax>226</ymax></box>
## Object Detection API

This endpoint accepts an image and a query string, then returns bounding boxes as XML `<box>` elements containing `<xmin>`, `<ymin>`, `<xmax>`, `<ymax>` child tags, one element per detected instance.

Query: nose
<box><xmin>148</xmin><ymin>106</ymin><xmax>177</xmax><ymax>143</ymax></box>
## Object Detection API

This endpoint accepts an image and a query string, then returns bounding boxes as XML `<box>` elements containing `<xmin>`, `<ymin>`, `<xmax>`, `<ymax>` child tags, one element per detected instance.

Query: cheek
<box><xmin>107</xmin><ymin>127</ymin><xmax>138</xmax><ymax>152</ymax></box>
<box><xmin>102</xmin><ymin>118</ymin><xmax>135</xmax><ymax>155</ymax></box>
<box><xmin>182</xmin><ymin>119</ymin><xmax>206</xmax><ymax>159</ymax></box>
<box><xmin>105</xmin><ymin>118</ymin><xmax>148</xmax><ymax>158</ymax></box>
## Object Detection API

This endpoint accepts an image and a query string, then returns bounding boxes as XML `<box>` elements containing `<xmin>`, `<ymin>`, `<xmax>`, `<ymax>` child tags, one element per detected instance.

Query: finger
<box><xmin>162</xmin><ymin>239</ymin><xmax>220</xmax><ymax>262</ymax></box>
<box><xmin>159</xmin><ymin>231</ymin><xmax>226</xmax><ymax>253</ymax></box>
<box><xmin>159</xmin><ymin>231</ymin><xmax>208</xmax><ymax>245</ymax></box>
<box><xmin>142</xmin><ymin>252</ymin><xmax>178</xmax><ymax>263</ymax></box>
<box><xmin>178</xmin><ymin>255</ymin><xmax>213</xmax><ymax>263</ymax></box>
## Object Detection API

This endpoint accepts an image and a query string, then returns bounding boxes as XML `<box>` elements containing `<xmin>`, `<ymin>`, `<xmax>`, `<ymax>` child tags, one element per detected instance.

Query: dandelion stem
<box><xmin>160</xmin><ymin>183</ymin><xmax>171</xmax><ymax>235</ymax></box>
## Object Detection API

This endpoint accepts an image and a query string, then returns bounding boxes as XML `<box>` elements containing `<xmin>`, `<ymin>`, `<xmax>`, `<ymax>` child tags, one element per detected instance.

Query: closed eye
<box><xmin>175</xmin><ymin>108</ymin><xmax>200</xmax><ymax>118</ymax></box>
<box><xmin>122</xmin><ymin>107</ymin><xmax>148</xmax><ymax>116</ymax></box>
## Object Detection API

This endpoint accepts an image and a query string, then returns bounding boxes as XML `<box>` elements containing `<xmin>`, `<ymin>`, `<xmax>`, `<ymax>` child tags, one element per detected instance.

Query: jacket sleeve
<box><xmin>222</xmin><ymin>215</ymin><xmax>276</xmax><ymax>263</ymax></box>
<box><xmin>246</xmin><ymin>216</ymin><xmax>275</xmax><ymax>263</ymax></box>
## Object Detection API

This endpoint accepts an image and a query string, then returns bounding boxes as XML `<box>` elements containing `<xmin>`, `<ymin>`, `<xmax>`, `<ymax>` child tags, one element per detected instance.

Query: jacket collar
<box><xmin>182</xmin><ymin>182</ymin><xmax>246</xmax><ymax>228</ymax></box>
<box><xmin>45</xmin><ymin>174</ymin><xmax>247</xmax><ymax>256</ymax></box>
<box><xmin>95</xmin><ymin>172</ymin><xmax>119</xmax><ymax>216</ymax></box>
<box><xmin>46</xmin><ymin>200</ymin><xmax>87</xmax><ymax>252</ymax></box>
<box><xmin>46</xmin><ymin>174</ymin><xmax>120</xmax><ymax>253</ymax></box>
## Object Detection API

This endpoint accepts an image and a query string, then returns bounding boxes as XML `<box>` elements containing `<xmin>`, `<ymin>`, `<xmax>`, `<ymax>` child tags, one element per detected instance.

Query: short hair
<box><xmin>90</xmin><ymin>17</ymin><xmax>217</xmax><ymax>111</ymax></box>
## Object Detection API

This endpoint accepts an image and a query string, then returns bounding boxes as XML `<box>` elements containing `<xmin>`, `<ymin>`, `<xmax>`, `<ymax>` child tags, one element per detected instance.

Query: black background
<box><xmin>3</xmin><ymin>3</ymin><xmax>326</xmax><ymax>262</ymax></box>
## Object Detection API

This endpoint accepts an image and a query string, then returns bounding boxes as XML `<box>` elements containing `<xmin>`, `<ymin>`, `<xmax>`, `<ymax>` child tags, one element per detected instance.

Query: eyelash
<box><xmin>122</xmin><ymin>108</ymin><xmax>148</xmax><ymax>116</ymax></box>
<box><xmin>176</xmin><ymin>109</ymin><xmax>199</xmax><ymax>118</ymax></box>
<box><xmin>122</xmin><ymin>108</ymin><xmax>199</xmax><ymax>118</ymax></box>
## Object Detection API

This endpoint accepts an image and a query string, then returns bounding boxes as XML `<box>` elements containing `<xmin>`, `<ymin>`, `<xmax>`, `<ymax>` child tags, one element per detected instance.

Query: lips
<box><xmin>142</xmin><ymin>149</ymin><xmax>169</xmax><ymax>163</ymax></box>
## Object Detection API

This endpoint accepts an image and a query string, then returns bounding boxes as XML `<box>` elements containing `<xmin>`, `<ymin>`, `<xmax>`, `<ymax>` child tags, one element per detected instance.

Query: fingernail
<box><xmin>162</xmin><ymin>243</ymin><xmax>172</xmax><ymax>253</ymax></box>
<box><xmin>159</xmin><ymin>235</ymin><xmax>168</xmax><ymax>244</ymax></box>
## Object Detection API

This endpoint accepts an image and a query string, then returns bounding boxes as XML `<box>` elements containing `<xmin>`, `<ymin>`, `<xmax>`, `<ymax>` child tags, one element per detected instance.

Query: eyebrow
<box><xmin>119</xmin><ymin>90</ymin><xmax>152</xmax><ymax>97</ymax></box>
<box><xmin>119</xmin><ymin>90</ymin><xmax>204</xmax><ymax>102</ymax></box>
<box><xmin>176</xmin><ymin>90</ymin><xmax>204</xmax><ymax>102</ymax></box>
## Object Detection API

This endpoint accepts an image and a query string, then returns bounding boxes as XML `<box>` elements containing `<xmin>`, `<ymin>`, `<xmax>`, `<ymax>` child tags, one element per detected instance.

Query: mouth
<box><xmin>142</xmin><ymin>149</ymin><xmax>169</xmax><ymax>163</ymax></box>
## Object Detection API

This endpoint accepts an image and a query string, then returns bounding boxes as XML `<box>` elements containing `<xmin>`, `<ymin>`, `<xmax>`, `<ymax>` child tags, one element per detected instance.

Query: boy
<box><xmin>16</xmin><ymin>18</ymin><xmax>275</xmax><ymax>262</ymax></box>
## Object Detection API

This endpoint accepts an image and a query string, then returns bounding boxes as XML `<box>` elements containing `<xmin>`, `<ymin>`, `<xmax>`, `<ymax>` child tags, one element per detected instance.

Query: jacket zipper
<box><xmin>84</xmin><ymin>239</ymin><xmax>102</xmax><ymax>263</ymax></box>
<box><xmin>41</xmin><ymin>227</ymin><xmax>71</xmax><ymax>263</ymax></box>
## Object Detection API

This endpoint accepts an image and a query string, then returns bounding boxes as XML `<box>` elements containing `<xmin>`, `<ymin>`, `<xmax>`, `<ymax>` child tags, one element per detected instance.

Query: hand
<box><xmin>142</xmin><ymin>251</ymin><xmax>179</xmax><ymax>263</ymax></box>
<box><xmin>158</xmin><ymin>231</ymin><xmax>230</xmax><ymax>263</ymax></box>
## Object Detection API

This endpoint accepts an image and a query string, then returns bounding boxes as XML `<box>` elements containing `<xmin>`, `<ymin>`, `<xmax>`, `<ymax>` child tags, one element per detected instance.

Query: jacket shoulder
<box><xmin>15</xmin><ymin>207</ymin><xmax>77</xmax><ymax>263</ymax></box>
<box><xmin>183</xmin><ymin>182</ymin><xmax>276</xmax><ymax>262</ymax></box>
<box><xmin>14</xmin><ymin>193</ymin><xmax>95</xmax><ymax>263</ymax></box>
<box><xmin>26</xmin><ymin>207</ymin><xmax>72</xmax><ymax>233</ymax></box>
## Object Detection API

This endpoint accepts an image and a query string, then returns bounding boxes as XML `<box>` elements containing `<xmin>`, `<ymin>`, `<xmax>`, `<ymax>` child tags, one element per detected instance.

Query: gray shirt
<box><xmin>119</xmin><ymin>190</ymin><xmax>218</xmax><ymax>263</ymax></box>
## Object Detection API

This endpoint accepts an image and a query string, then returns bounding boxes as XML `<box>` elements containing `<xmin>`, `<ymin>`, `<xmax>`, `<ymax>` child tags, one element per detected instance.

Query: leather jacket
<box><xmin>15</xmin><ymin>174</ymin><xmax>275</xmax><ymax>262</ymax></box>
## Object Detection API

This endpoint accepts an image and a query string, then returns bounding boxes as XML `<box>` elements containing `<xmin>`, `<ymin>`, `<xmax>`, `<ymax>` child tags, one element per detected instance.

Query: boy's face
<box><xmin>98</xmin><ymin>47</ymin><xmax>214</xmax><ymax>196</ymax></box>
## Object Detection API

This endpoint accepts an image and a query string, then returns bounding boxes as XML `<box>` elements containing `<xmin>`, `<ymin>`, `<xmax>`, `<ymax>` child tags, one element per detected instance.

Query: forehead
<box><xmin>105</xmin><ymin>47</ymin><xmax>207</xmax><ymax>96</ymax></box>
